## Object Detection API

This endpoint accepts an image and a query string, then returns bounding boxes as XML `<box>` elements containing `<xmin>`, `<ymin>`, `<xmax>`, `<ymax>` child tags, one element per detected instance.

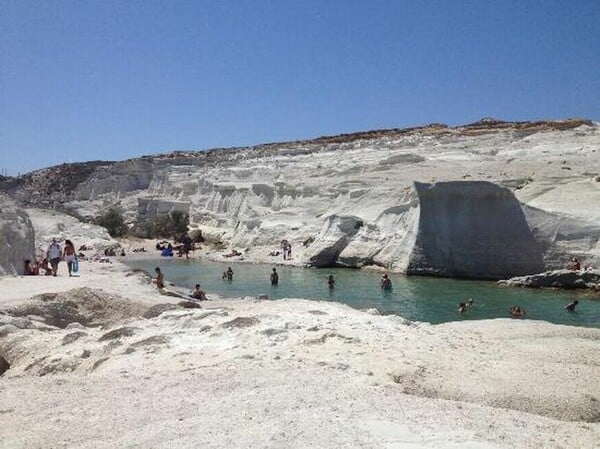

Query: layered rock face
<box><xmin>0</xmin><ymin>196</ymin><xmax>35</xmax><ymax>275</ymax></box>
<box><xmin>407</xmin><ymin>181</ymin><xmax>545</xmax><ymax>279</ymax></box>
<box><xmin>2</xmin><ymin>119</ymin><xmax>599</xmax><ymax>279</ymax></box>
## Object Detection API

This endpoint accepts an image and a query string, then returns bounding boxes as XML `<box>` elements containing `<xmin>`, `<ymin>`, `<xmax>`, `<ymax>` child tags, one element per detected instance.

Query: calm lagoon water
<box><xmin>126</xmin><ymin>258</ymin><xmax>600</xmax><ymax>328</ymax></box>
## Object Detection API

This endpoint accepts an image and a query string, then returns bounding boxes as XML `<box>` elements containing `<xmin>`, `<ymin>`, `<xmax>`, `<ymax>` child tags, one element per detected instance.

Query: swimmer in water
<box><xmin>380</xmin><ymin>274</ymin><xmax>392</xmax><ymax>291</ymax></box>
<box><xmin>564</xmin><ymin>299</ymin><xmax>578</xmax><ymax>312</ymax></box>
<box><xmin>327</xmin><ymin>275</ymin><xmax>335</xmax><ymax>289</ymax></box>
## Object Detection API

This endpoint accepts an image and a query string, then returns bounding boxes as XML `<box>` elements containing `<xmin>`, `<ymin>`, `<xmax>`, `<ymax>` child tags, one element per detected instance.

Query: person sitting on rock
<box><xmin>191</xmin><ymin>284</ymin><xmax>207</xmax><ymax>301</ymax></box>
<box><xmin>40</xmin><ymin>257</ymin><xmax>52</xmax><ymax>275</ymax></box>
<box><xmin>568</xmin><ymin>257</ymin><xmax>581</xmax><ymax>271</ymax></box>
<box><xmin>564</xmin><ymin>299</ymin><xmax>578</xmax><ymax>312</ymax></box>
<box><xmin>23</xmin><ymin>259</ymin><xmax>39</xmax><ymax>275</ymax></box>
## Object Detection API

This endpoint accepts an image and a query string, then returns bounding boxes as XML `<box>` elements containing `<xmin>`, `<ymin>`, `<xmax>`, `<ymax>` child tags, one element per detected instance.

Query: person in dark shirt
<box><xmin>270</xmin><ymin>268</ymin><xmax>279</xmax><ymax>286</ymax></box>
<box><xmin>564</xmin><ymin>299</ymin><xmax>578</xmax><ymax>312</ymax></box>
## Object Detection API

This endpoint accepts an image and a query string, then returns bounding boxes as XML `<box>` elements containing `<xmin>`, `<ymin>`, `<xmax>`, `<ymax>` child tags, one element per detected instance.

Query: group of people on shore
<box><xmin>23</xmin><ymin>238</ymin><xmax>77</xmax><ymax>277</ymax></box>
<box><xmin>156</xmin><ymin>236</ymin><xmax>195</xmax><ymax>259</ymax></box>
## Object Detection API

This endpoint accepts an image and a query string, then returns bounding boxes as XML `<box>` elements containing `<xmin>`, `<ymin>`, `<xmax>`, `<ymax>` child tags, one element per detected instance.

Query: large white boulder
<box><xmin>0</xmin><ymin>196</ymin><xmax>35</xmax><ymax>275</ymax></box>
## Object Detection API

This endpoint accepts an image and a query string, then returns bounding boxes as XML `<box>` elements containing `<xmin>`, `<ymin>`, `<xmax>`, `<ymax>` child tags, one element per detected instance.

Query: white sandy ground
<box><xmin>1</xmin><ymin>260</ymin><xmax>599</xmax><ymax>449</ymax></box>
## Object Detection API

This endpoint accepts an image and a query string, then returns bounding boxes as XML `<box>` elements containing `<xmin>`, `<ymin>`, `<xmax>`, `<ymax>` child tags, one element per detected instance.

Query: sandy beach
<box><xmin>1</xmin><ymin>259</ymin><xmax>599</xmax><ymax>449</ymax></box>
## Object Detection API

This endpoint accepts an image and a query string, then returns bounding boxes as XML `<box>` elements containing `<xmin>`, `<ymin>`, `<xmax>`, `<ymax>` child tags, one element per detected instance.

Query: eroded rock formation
<box><xmin>407</xmin><ymin>181</ymin><xmax>545</xmax><ymax>279</ymax></box>
<box><xmin>1</xmin><ymin>118</ymin><xmax>599</xmax><ymax>279</ymax></box>
<box><xmin>0</xmin><ymin>196</ymin><xmax>35</xmax><ymax>275</ymax></box>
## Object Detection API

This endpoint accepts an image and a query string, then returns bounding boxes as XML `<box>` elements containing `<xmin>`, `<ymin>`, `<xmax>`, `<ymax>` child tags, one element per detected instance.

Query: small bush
<box><xmin>95</xmin><ymin>207</ymin><xmax>128</xmax><ymax>237</ymax></box>
<box><xmin>147</xmin><ymin>211</ymin><xmax>190</xmax><ymax>240</ymax></box>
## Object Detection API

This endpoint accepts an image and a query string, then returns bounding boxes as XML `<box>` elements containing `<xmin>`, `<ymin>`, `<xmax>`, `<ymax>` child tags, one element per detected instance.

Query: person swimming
<box><xmin>327</xmin><ymin>275</ymin><xmax>335</xmax><ymax>289</ymax></box>
<box><xmin>380</xmin><ymin>274</ymin><xmax>392</xmax><ymax>291</ymax></box>
<box><xmin>270</xmin><ymin>268</ymin><xmax>279</xmax><ymax>285</ymax></box>
<box><xmin>509</xmin><ymin>305</ymin><xmax>525</xmax><ymax>318</ymax></box>
<box><xmin>458</xmin><ymin>302</ymin><xmax>467</xmax><ymax>314</ymax></box>
<box><xmin>564</xmin><ymin>299</ymin><xmax>578</xmax><ymax>312</ymax></box>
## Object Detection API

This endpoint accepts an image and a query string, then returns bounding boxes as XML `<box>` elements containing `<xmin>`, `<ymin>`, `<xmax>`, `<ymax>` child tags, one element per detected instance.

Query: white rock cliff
<box><xmin>3</xmin><ymin>120</ymin><xmax>599</xmax><ymax>279</ymax></box>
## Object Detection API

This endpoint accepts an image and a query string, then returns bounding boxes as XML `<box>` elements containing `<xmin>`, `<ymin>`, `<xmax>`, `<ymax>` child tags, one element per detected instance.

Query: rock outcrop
<box><xmin>25</xmin><ymin>208</ymin><xmax>120</xmax><ymax>255</ymax></box>
<box><xmin>407</xmin><ymin>181</ymin><xmax>545</xmax><ymax>279</ymax></box>
<box><xmin>499</xmin><ymin>269</ymin><xmax>600</xmax><ymax>290</ymax></box>
<box><xmin>0</xmin><ymin>196</ymin><xmax>35</xmax><ymax>275</ymax></box>
<box><xmin>1</xmin><ymin>118</ymin><xmax>599</xmax><ymax>279</ymax></box>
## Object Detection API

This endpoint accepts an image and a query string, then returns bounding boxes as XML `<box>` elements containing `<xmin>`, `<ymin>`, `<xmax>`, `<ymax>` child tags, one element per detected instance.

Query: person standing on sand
<box><xmin>63</xmin><ymin>239</ymin><xmax>76</xmax><ymax>276</ymax></box>
<box><xmin>270</xmin><ymin>268</ymin><xmax>279</xmax><ymax>286</ymax></box>
<box><xmin>47</xmin><ymin>238</ymin><xmax>62</xmax><ymax>277</ymax></box>
<box><xmin>182</xmin><ymin>234</ymin><xmax>193</xmax><ymax>259</ymax></box>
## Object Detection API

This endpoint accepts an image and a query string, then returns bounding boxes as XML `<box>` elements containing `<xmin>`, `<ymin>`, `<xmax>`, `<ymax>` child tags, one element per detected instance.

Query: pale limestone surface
<box><xmin>25</xmin><ymin>208</ymin><xmax>120</xmax><ymax>257</ymax></box>
<box><xmin>0</xmin><ymin>196</ymin><xmax>35</xmax><ymax>275</ymax></box>
<box><xmin>0</xmin><ymin>261</ymin><xmax>599</xmax><ymax>449</ymax></box>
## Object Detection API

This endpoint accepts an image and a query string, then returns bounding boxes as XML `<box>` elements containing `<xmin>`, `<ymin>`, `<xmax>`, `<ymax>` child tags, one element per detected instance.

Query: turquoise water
<box><xmin>126</xmin><ymin>258</ymin><xmax>600</xmax><ymax>328</ymax></box>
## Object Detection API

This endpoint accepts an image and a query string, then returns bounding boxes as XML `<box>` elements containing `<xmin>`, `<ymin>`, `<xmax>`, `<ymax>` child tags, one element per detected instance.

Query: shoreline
<box><xmin>119</xmin><ymin>239</ymin><xmax>600</xmax><ymax>291</ymax></box>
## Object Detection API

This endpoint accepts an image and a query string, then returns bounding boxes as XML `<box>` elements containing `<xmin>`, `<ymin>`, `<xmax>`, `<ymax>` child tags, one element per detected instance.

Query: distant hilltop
<box><xmin>0</xmin><ymin>116</ymin><xmax>594</xmax><ymax>210</ymax></box>
<box><xmin>0</xmin><ymin>117</ymin><xmax>593</xmax><ymax>184</ymax></box>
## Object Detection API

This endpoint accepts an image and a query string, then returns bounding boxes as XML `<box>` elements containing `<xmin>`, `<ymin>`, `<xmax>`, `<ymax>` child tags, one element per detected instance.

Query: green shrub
<box><xmin>95</xmin><ymin>207</ymin><xmax>128</xmax><ymax>237</ymax></box>
<box><xmin>148</xmin><ymin>211</ymin><xmax>189</xmax><ymax>239</ymax></box>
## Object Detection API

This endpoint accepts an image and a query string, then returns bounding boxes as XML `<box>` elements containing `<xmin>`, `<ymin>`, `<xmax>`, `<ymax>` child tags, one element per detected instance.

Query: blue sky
<box><xmin>1</xmin><ymin>0</ymin><xmax>599</xmax><ymax>175</ymax></box>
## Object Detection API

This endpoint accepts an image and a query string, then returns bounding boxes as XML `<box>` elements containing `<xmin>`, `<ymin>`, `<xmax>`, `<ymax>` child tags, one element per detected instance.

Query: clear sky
<box><xmin>1</xmin><ymin>0</ymin><xmax>599</xmax><ymax>175</ymax></box>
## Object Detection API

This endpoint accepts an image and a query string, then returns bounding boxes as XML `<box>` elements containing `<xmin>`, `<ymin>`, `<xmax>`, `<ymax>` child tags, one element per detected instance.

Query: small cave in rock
<box><xmin>0</xmin><ymin>355</ymin><xmax>10</xmax><ymax>376</ymax></box>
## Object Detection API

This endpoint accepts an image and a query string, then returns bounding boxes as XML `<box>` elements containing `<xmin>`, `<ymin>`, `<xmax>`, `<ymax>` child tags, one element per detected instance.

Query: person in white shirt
<box><xmin>47</xmin><ymin>238</ymin><xmax>62</xmax><ymax>277</ymax></box>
